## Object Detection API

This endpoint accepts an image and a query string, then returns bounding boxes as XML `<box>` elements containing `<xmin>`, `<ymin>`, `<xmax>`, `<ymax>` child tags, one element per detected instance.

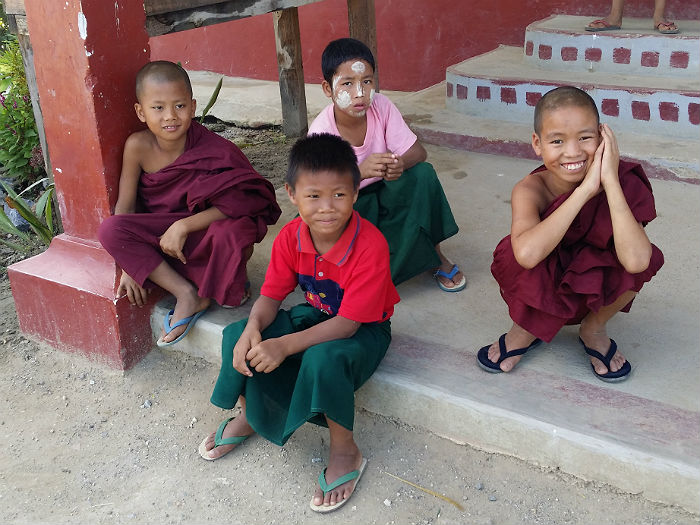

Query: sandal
<box><xmin>198</xmin><ymin>417</ymin><xmax>250</xmax><ymax>461</ymax></box>
<box><xmin>655</xmin><ymin>20</ymin><xmax>679</xmax><ymax>34</ymax></box>
<box><xmin>578</xmin><ymin>337</ymin><xmax>631</xmax><ymax>382</ymax></box>
<box><xmin>477</xmin><ymin>333</ymin><xmax>542</xmax><ymax>373</ymax></box>
<box><xmin>585</xmin><ymin>19</ymin><xmax>621</xmax><ymax>32</ymax></box>
<box><xmin>310</xmin><ymin>458</ymin><xmax>367</xmax><ymax>513</ymax></box>
<box><xmin>434</xmin><ymin>264</ymin><xmax>466</xmax><ymax>292</ymax></box>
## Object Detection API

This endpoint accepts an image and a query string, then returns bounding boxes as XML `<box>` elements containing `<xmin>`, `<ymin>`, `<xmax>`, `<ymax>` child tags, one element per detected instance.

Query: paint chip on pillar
<box><xmin>78</xmin><ymin>11</ymin><xmax>87</xmax><ymax>39</ymax></box>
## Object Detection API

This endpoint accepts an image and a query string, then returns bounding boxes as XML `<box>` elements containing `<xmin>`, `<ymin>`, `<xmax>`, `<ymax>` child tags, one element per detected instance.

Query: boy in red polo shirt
<box><xmin>198</xmin><ymin>134</ymin><xmax>399</xmax><ymax>513</ymax></box>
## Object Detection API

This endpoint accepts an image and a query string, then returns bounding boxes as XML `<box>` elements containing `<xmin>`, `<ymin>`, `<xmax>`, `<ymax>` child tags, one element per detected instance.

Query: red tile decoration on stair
<box><xmin>601</xmin><ymin>99</ymin><xmax>620</xmax><ymax>117</ymax></box>
<box><xmin>477</xmin><ymin>86</ymin><xmax>491</xmax><ymax>100</ymax></box>
<box><xmin>659</xmin><ymin>102</ymin><xmax>679</xmax><ymax>122</ymax></box>
<box><xmin>501</xmin><ymin>87</ymin><xmax>517</xmax><ymax>104</ymax></box>
<box><xmin>561</xmin><ymin>47</ymin><xmax>577</xmax><ymax>61</ymax></box>
<box><xmin>457</xmin><ymin>84</ymin><xmax>468</xmax><ymax>100</ymax></box>
<box><xmin>613</xmin><ymin>48</ymin><xmax>632</xmax><ymax>65</ymax></box>
<box><xmin>641</xmin><ymin>51</ymin><xmax>660</xmax><ymax>67</ymax></box>
<box><xmin>689</xmin><ymin>103</ymin><xmax>700</xmax><ymax>126</ymax></box>
<box><xmin>632</xmin><ymin>101</ymin><xmax>651</xmax><ymax>121</ymax></box>
<box><xmin>525</xmin><ymin>41</ymin><xmax>534</xmax><ymax>56</ymax></box>
<box><xmin>526</xmin><ymin>92</ymin><xmax>542</xmax><ymax>106</ymax></box>
<box><xmin>446</xmin><ymin>82</ymin><xmax>453</xmax><ymax>98</ymax></box>
<box><xmin>538</xmin><ymin>44</ymin><xmax>552</xmax><ymax>60</ymax></box>
<box><xmin>670</xmin><ymin>51</ymin><xmax>689</xmax><ymax>69</ymax></box>
<box><xmin>585</xmin><ymin>48</ymin><xmax>602</xmax><ymax>62</ymax></box>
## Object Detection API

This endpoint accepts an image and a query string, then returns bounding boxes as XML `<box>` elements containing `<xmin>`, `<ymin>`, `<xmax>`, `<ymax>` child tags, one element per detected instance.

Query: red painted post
<box><xmin>7</xmin><ymin>1</ymin><xmax>154</xmax><ymax>369</ymax></box>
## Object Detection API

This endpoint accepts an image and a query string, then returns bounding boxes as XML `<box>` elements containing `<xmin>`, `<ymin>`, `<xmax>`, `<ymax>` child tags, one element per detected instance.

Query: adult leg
<box><xmin>484</xmin><ymin>322</ymin><xmax>539</xmax><ymax>372</ymax></box>
<box><xmin>652</xmin><ymin>0</ymin><xmax>678</xmax><ymax>32</ymax></box>
<box><xmin>311</xmin><ymin>417</ymin><xmax>364</xmax><ymax>508</ymax></box>
<box><xmin>587</xmin><ymin>0</ymin><xmax>624</xmax><ymax>29</ymax></box>
<box><xmin>199</xmin><ymin>396</ymin><xmax>256</xmax><ymax>460</ymax></box>
<box><xmin>579</xmin><ymin>290</ymin><xmax>636</xmax><ymax>375</ymax></box>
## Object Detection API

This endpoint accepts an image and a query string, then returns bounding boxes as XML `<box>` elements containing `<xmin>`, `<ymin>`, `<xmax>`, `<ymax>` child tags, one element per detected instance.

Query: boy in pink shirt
<box><xmin>308</xmin><ymin>38</ymin><xmax>465</xmax><ymax>291</ymax></box>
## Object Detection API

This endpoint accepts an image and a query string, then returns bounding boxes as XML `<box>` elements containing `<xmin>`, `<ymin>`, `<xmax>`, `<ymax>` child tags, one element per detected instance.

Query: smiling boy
<box><xmin>199</xmin><ymin>134</ymin><xmax>399</xmax><ymax>513</ymax></box>
<box><xmin>98</xmin><ymin>61</ymin><xmax>280</xmax><ymax>346</ymax></box>
<box><xmin>477</xmin><ymin>86</ymin><xmax>664</xmax><ymax>381</ymax></box>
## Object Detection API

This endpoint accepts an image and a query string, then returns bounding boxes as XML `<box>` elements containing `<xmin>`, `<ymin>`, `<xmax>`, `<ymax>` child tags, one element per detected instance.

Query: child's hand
<box><xmin>159</xmin><ymin>220</ymin><xmax>188</xmax><ymax>264</ymax></box>
<box><xmin>599</xmin><ymin>124</ymin><xmax>621</xmax><ymax>191</ymax></box>
<box><xmin>383</xmin><ymin>152</ymin><xmax>404</xmax><ymax>181</ymax></box>
<box><xmin>579</xmin><ymin>139</ymin><xmax>605</xmax><ymax>199</ymax></box>
<box><xmin>246</xmin><ymin>338</ymin><xmax>290</xmax><ymax>374</ymax></box>
<box><xmin>117</xmin><ymin>272</ymin><xmax>148</xmax><ymax>306</ymax></box>
<box><xmin>232</xmin><ymin>329</ymin><xmax>261</xmax><ymax>377</ymax></box>
<box><xmin>359</xmin><ymin>153</ymin><xmax>395</xmax><ymax>179</ymax></box>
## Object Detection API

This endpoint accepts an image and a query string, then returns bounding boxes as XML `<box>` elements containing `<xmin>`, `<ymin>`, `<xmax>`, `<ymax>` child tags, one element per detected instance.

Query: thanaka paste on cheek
<box><xmin>336</xmin><ymin>90</ymin><xmax>352</xmax><ymax>108</ymax></box>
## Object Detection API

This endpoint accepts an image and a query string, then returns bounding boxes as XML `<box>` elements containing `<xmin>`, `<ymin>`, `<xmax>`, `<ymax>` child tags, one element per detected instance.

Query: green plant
<box><xmin>0</xmin><ymin>37</ymin><xmax>42</xmax><ymax>184</ymax></box>
<box><xmin>0</xmin><ymin>177</ymin><xmax>56</xmax><ymax>247</ymax></box>
<box><xmin>199</xmin><ymin>76</ymin><xmax>223</xmax><ymax>123</ymax></box>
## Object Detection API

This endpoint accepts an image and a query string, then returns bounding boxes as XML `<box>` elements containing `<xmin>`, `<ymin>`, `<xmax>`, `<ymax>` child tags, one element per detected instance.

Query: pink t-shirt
<box><xmin>308</xmin><ymin>93</ymin><xmax>418</xmax><ymax>189</ymax></box>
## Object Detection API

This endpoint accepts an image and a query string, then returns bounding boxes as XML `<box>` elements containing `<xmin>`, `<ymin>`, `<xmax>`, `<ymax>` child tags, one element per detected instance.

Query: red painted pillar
<box><xmin>7</xmin><ymin>1</ymin><xmax>154</xmax><ymax>369</ymax></box>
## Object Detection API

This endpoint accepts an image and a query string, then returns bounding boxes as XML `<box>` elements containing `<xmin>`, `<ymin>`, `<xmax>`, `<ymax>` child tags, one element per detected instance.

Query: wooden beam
<box><xmin>347</xmin><ymin>0</ymin><xmax>378</xmax><ymax>91</ymax></box>
<box><xmin>273</xmin><ymin>7</ymin><xmax>307</xmax><ymax>137</ymax></box>
<box><xmin>145</xmin><ymin>0</ymin><xmax>322</xmax><ymax>37</ymax></box>
<box><xmin>2</xmin><ymin>0</ymin><xmax>26</xmax><ymax>16</ymax></box>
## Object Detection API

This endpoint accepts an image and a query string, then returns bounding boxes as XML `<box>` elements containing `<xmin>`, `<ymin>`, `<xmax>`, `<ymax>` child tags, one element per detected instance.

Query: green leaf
<box><xmin>0</xmin><ymin>203</ymin><xmax>30</xmax><ymax>241</ymax></box>
<box><xmin>0</xmin><ymin>179</ymin><xmax>53</xmax><ymax>244</ymax></box>
<box><xmin>199</xmin><ymin>77</ymin><xmax>223</xmax><ymax>123</ymax></box>
<box><xmin>0</xmin><ymin>235</ymin><xmax>29</xmax><ymax>252</ymax></box>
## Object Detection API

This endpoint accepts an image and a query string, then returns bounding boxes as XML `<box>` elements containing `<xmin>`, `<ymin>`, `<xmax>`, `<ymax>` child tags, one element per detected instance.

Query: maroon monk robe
<box><xmin>98</xmin><ymin>121</ymin><xmax>281</xmax><ymax>306</ymax></box>
<box><xmin>491</xmin><ymin>160</ymin><xmax>664</xmax><ymax>343</ymax></box>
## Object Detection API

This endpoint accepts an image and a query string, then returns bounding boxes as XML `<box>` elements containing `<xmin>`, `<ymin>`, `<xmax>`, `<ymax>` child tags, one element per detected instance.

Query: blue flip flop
<box><xmin>434</xmin><ymin>264</ymin><xmax>467</xmax><ymax>292</ymax></box>
<box><xmin>578</xmin><ymin>337</ymin><xmax>631</xmax><ymax>382</ymax></box>
<box><xmin>156</xmin><ymin>307</ymin><xmax>208</xmax><ymax>347</ymax></box>
<box><xmin>477</xmin><ymin>333</ymin><xmax>542</xmax><ymax>373</ymax></box>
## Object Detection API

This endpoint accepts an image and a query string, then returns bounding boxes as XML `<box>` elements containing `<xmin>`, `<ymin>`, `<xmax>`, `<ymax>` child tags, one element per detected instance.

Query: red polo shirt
<box><xmin>261</xmin><ymin>211</ymin><xmax>400</xmax><ymax>323</ymax></box>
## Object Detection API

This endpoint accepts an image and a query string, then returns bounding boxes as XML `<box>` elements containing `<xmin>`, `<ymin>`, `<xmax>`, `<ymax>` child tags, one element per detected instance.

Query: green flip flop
<box><xmin>198</xmin><ymin>417</ymin><xmax>249</xmax><ymax>461</ymax></box>
<box><xmin>310</xmin><ymin>458</ymin><xmax>367</xmax><ymax>513</ymax></box>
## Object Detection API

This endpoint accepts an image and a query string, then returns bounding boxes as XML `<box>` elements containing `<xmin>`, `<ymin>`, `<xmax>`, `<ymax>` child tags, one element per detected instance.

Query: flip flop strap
<box><xmin>318</xmin><ymin>468</ymin><xmax>360</xmax><ymax>494</ymax></box>
<box><xmin>497</xmin><ymin>334</ymin><xmax>529</xmax><ymax>359</ymax></box>
<box><xmin>582</xmin><ymin>339</ymin><xmax>617</xmax><ymax>367</ymax></box>
<box><xmin>214</xmin><ymin>417</ymin><xmax>249</xmax><ymax>447</ymax></box>
<box><xmin>434</xmin><ymin>264</ymin><xmax>459</xmax><ymax>280</ymax></box>
<box><xmin>162</xmin><ymin>309</ymin><xmax>196</xmax><ymax>333</ymax></box>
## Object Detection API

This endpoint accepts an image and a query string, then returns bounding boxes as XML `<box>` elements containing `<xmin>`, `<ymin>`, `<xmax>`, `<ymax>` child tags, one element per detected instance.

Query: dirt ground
<box><xmin>0</xmin><ymin>125</ymin><xmax>697</xmax><ymax>525</ymax></box>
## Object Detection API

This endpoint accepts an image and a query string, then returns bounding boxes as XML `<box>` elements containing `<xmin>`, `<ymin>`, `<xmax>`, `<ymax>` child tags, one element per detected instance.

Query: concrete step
<box><xmin>150</xmin><ymin>146</ymin><xmax>700</xmax><ymax>513</ymax></box>
<box><xmin>525</xmin><ymin>15</ymin><xmax>700</xmax><ymax>79</ymax></box>
<box><xmin>396</xmin><ymin>82</ymin><xmax>699</xmax><ymax>183</ymax></box>
<box><xmin>445</xmin><ymin>45</ymin><xmax>699</xmax><ymax>139</ymax></box>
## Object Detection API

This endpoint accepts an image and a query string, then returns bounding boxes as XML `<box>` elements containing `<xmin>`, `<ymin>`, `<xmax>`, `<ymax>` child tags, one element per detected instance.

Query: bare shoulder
<box><xmin>123</xmin><ymin>129</ymin><xmax>155</xmax><ymax>162</ymax></box>
<box><xmin>512</xmin><ymin>170</ymin><xmax>549</xmax><ymax>213</ymax></box>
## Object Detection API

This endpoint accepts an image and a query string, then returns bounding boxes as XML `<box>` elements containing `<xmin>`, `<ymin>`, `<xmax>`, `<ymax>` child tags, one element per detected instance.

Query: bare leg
<box><xmin>587</xmin><ymin>0</ymin><xmax>624</xmax><ymax>28</ymax></box>
<box><xmin>311</xmin><ymin>417</ymin><xmax>363</xmax><ymax>508</ymax></box>
<box><xmin>433</xmin><ymin>244</ymin><xmax>465</xmax><ymax>289</ymax></box>
<box><xmin>200</xmin><ymin>397</ymin><xmax>255</xmax><ymax>460</ymax></box>
<box><xmin>652</xmin><ymin>0</ymin><xmax>677</xmax><ymax>31</ymax></box>
<box><xmin>578</xmin><ymin>290</ymin><xmax>636</xmax><ymax>375</ymax></box>
<box><xmin>485</xmin><ymin>322</ymin><xmax>538</xmax><ymax>372</ymax></box>
<box><xmin>148</xmin><ymin>261</ymin><xmax>210</xmax><ymax>343</ymax></box>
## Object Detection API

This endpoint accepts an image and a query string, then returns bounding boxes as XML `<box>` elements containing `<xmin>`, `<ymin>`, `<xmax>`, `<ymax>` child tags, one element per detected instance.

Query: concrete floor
<box><xmin>161</xmin><ymin>74</ymin><xmax>700</xmax><ymax>512</ymax></box>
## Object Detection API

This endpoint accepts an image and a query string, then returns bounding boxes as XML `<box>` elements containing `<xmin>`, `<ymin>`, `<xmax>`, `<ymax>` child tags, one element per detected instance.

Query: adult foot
<box><xmin>578</xmin><ymin>325</ymin><xmax>627</xmax><ymax>376</ymax></box>
<box><xmin>199</xmin><ymin>412</ymin><xmax>255</xmax><ymax>460</ymax></box>
<box><xmin>654</xmin><ymin>20</ymin><xmax>679</xmax><ymax>34</ymax></box>
<box><xmin>160</xmin><ymin>292</ymin><xmax>210</xmax><ymax>344</ymax></box>
<box><xmin>483</xmin><ymin>330</ymin><xmax>539</xmax><ymax>372</ymax></box>
<box><xmin>311</xmin><ymin>444</ymin><xmax>363</xmax><ymax>509</ymax></box>
<box><xmin>585</xmin><ymin>17</ymin><xmax>622</xmax><ymax>31</ymax></box>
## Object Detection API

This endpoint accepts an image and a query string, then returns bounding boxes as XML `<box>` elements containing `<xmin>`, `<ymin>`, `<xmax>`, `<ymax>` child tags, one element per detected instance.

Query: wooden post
<box><xmin>347</xmin><ymin>0</ymin><xmax>378</xmax><ymax>91</ymax></box>
<box><xmin>273</xmin><ymin>7</ymin><xmax>308</xmax><ymax>137</ymax></box>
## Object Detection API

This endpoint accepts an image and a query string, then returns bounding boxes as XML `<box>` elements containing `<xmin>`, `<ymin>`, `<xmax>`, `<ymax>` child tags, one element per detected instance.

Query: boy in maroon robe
<box><xmin>477</xmin><ymin>86</ymin><xmax>663</xmax><ymax>382</ymax></box>
<box><xmin>98</xmin><ymin>61</ymin><xmax>280</xmax><ymax>346</ymax></box>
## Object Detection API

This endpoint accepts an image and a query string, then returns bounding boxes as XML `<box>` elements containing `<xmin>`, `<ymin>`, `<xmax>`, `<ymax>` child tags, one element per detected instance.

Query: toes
<box><xmin>312</xmin><ymin>488</ymin><xmax>324</xmax><ymax>506</ymax></box>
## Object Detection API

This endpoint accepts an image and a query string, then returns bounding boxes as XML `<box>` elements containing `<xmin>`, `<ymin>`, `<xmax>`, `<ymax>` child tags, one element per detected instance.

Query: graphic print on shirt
<box><xmin>298</xmin><ymin>274</ymin><xmax>344</xmax><ymax>316</ymax></box>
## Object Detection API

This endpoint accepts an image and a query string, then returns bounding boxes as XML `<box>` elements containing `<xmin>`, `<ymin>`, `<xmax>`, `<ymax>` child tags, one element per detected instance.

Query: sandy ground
<box><xmin>0</xmin><ymin>278</ymin><xmax>697</xmax><ymax>525</ymax></box>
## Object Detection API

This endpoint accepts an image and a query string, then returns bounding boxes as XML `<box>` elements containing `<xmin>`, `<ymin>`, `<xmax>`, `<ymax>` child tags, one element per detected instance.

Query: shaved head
<box><xmin>534</xmin><ymin>86</ymin><xmax>599</xmax><ymax>136</ymax></box>
<box><xmin>135</xmin><ymin>61</ymin><xmax>192</xmax><ymax>101</ymax></box>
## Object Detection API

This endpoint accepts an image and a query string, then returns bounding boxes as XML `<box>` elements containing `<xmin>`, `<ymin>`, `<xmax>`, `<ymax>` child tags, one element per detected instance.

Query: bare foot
<box><xmin>161</xmin><ymin>291</ymin><xmax>210</xmax><ymax>344</ymax></box>
<box><xmin>586</xmin><ymin>17</ymin><xmax>622</xmax><ymax>30</ymax></box>
<box><xmin>654</xmin><ymin>20</ymin><xmax>679</xmax><ymax>33</ymax></box>
<box><xmin>485</xmin><ymin>327</ymin><xmax>538</xmax><ymax>372</ymax></box>
<box><xmin>311</xmin><ymin>442</ymin><xmax>363</xmax><ymax>508</ymax></box>
<box><xmin>579</xmin><ymin>322</ymin><xmax>627</xmax><ymax>376</ymax></box>
<box><xmin>433</xmin><ymin>245</ymin><xmax>465</xmax><ymax>290</ymax></box>
<box><xmin>199</xmin><ymin>412</ymin><xmax>255</xmax><ymax>460</ymax></box>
